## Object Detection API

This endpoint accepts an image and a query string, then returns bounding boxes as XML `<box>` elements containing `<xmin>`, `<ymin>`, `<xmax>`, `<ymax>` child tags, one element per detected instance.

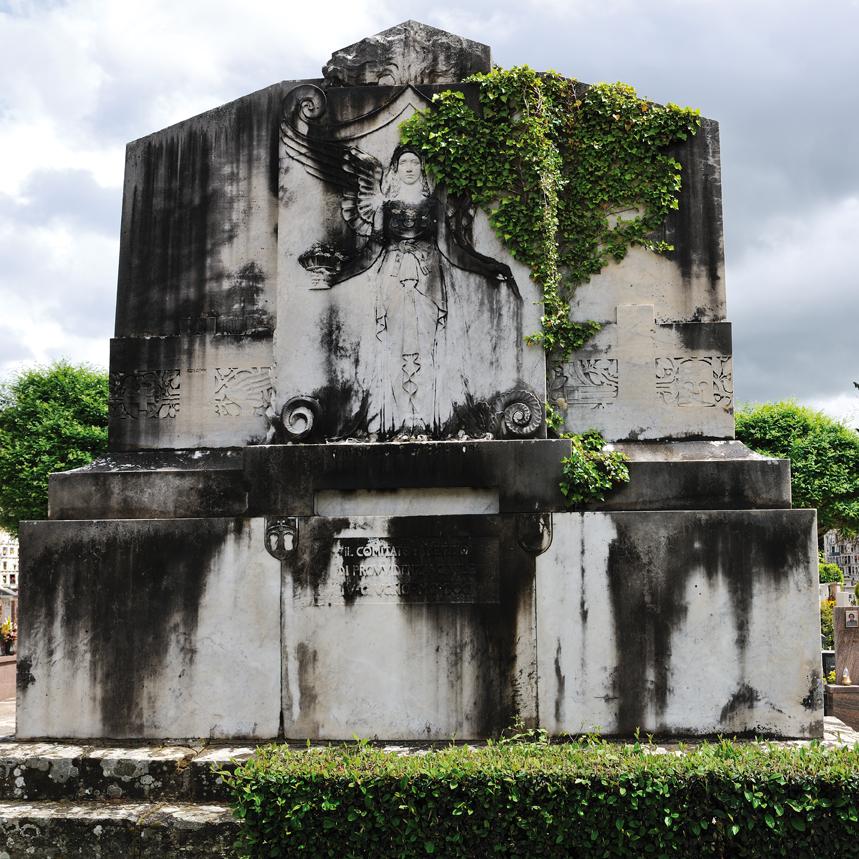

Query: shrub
<box><xmin>821</xmin><ymin>599</ymin><xmax>835</xmax><ymax>649</ymax></box>
<box><xmin>223</xmin><ymin>739</ymin><xmax>859</xmax><ymax>858</ymax></box>
<box><xmin>820</xmin><ymin>562</ymin><xmax>845</xmax><ymax>585</ymax></box>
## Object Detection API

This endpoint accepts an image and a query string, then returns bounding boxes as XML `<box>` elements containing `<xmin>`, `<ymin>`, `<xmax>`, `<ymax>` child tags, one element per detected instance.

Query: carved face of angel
<box><xmin>396</xmin><ymin>152</ymin><xmax>422</xmax><ymax>186</ymax></box>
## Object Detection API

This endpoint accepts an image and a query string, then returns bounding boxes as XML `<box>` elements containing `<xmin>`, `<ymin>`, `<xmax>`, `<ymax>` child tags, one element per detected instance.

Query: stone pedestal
<box><xmin>18</xmin><ymin>440</ymin><xmax>821</xmax><ymax>740</ymax></box>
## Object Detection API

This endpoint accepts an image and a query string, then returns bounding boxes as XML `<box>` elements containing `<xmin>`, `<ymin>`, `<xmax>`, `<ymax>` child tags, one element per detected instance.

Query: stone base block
<box><xmin>18</xmin><ymin>504</ymin><xmax>821</xmax><ymax>741</ymax></box>
<box><xmin>0</xmin><ymin>800</ymin><xmax>237</xmax><ymax>858</ymax></box>
<box><xmin>17</xmin><ymin>519</ymin><xmax>281</xmax><ymax>740</ymax></box>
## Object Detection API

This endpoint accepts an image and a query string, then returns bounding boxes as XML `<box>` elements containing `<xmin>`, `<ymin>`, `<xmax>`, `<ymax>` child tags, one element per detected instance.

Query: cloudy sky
<box><xmin>1</xmin><ymin>0</ymin><xmax>857</xmax><ymax>423</ymax></box>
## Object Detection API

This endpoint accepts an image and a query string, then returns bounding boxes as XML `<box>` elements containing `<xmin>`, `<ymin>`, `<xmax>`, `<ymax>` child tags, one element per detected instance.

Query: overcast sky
<box><xmin>1</xmin><ymin>0</ymin><xmax>857</xmax><ymax>423</ymax></box>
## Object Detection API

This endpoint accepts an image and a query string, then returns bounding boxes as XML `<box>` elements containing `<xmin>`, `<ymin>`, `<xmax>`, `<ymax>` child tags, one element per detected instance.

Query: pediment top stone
<box><xmin>322</xmin><ymin>20</ymin><xmax>491</xmax><ymax>87</ymax></box>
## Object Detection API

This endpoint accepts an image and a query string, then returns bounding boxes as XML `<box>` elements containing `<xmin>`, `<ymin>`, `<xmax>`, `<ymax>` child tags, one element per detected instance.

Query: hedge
<box><xmin>222</xmin><ymin>737</ymin><xmax>859</xmax><ymax>858</ymax></box>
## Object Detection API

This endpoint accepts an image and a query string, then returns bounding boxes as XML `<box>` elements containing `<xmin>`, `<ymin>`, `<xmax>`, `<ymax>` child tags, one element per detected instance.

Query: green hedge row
<box><xmin>222</xmin><ymin>738</ymin><xmax>859</xmax><ymax>858</ymax></box>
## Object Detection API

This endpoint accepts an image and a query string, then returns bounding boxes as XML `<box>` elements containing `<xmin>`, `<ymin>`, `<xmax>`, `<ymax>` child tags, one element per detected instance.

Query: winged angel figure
<box><xmin>282</xmin><ymin>87</ymin><xmax>519</xmax><ymax>436</ymax></box>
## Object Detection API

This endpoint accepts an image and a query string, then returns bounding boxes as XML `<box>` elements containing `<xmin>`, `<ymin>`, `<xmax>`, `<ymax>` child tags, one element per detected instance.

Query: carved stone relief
<box><xmin>109</xmin><ymin>370</ymin><xmax>180</xmax><ymax>420</ymax></box>
<box><xmin>322</xmin><ymin>20</ymin><xmax>490</xmax><ymax>87</ymax></box>
<box><xmin>212</xmin><ymin>367</ymin><xmax>273</xmax><ymax>417</ymax></box>
<box><xmin>655</xmin><ymin>356</ymin><xmax>733</xmax><ymax>408</ymax></box>
<box><xmin>549</xmin><ymin>359</ymin><xmax>619</xmax><ymax>408</ymax></box>
<box><xmin>277</xmin><ymin>81</ymin><xmax>543</xmax><ymax>441</ymax></box>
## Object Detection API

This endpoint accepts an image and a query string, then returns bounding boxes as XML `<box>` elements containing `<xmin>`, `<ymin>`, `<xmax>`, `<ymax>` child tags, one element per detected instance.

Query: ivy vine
<box><xmin>559</xmin><ymin>430</ymin><xmax>630</xmax><ymax>506</ymax></box>
<box><xmin>400</xmin><ymin>65</ymin><xmax>700</xmax><ymax>358</ymax></box>
<box><xmin>401</xmin><ymin>66</ymin><xmax>698</xmax><ymax>505</ymax></box>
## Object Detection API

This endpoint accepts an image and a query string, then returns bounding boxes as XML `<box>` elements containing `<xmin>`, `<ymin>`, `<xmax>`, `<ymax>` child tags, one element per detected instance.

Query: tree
<box><xmin>819</xmin><ymin>561</ymin><xmax>844</xmax><ymax>585</ymax></box>
<box><xmin>0</xmin><ymin>362</ymin><xmax>108</xmax><ymax>535</ymax></box>
<box><xmin>735</xmin><ymin>401</ymin><xmax>859</xmax><ymax>539</ymax></box>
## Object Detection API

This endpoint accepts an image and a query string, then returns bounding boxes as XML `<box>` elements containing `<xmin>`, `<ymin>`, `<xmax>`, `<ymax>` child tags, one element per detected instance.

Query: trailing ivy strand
<box><xmin>400</xmin><ymin>66</ymin><xmax>700</xmax><ymax>358</ymax></box>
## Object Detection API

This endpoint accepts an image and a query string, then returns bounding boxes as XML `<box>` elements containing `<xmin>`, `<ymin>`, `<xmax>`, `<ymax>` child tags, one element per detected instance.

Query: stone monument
<box><xmin>18</xmin><ymin>21</ymin><xmax>822</xmax><ymax>741</ymax></box>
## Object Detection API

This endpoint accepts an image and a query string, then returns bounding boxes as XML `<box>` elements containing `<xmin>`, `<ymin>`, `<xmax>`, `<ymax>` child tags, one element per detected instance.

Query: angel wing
<box><xmin>341</xmin><ymin>147</ymin><xmax>384</xmax><ymax>239</ymax></box>
<box><xmin>280</xmin><ymin>87</ymin><xmax>384</xmax><ymax>242</ymax></box>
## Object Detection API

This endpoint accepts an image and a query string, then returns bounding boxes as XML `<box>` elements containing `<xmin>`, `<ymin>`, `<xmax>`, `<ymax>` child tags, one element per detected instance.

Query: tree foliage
<box><xmin>735</xmin><ymin>402</ymin><xmax>859</xmax><ymax>538</ymax></box>
<box><xmin>819</xmin><ymin>561</ymin><xmax>844</xmax><ymax>585</ymax></box>
<box><xmin>0</xmin><ymin>362</ymin><xmax>108</xmax><ymax>535</ymax></box>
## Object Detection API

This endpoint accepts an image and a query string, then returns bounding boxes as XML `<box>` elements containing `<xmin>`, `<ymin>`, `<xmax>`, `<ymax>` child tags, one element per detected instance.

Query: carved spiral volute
<box><xmin>280</xmin><ymin>396</ymin><xmax>321</xmax><ymax>442</ymax></box>
<box><xmin>501</xmin><ymin>390</ymin><xmax>543</xmax><ymax>438</ymax></box>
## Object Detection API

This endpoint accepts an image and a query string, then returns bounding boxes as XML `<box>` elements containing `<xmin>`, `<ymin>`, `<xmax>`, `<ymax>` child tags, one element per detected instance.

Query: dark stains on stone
<box><xmin>243</xmin><ymin>440</ymin><xmax>571</xmax><ymax>518</ymax></box>
<box><xmin>554</xmin><ymin>639</ymin><xmax>566</xmax><ymax>724</ymax></box>
<box><xmin>16</xmin><ymin>656</ymin><xmax>34</xmax><ymax>690</ymax></box>
<box><xmin>658</xmin><ymin>117</ymin><xmax>723</xmax><ymax>297</ymax></box>
<box><xmin>719</xmin><ymin>683</ymin><xmax>761</xmax><ymax>723</ymax></box>
<box><xmin>606</xmin><ymin>511</ymin><xmax>811</xmax><ymax>735</ymax></box>
<box><xmin>295</xmin><ymin>641</ymin><xmax>319</xmax><ymax>720</ymax></box>
<box><xmin>118</xmin><ymin>128</ymin><xmax>215</xmax><ymax>336</ymax></box>
<box><xmin>337</xmin><ymin>536</ymin><xmax>370</xmax><ymax>606</ymax></box>
<box><xmin>671</xmin><ymin>321</ymin><xmax>732</xmax><ymax>355</ymax></box>
<box><xmin>385</xmin><ymin>515</ymin><xmax>534</xmax><ymax>738</ymax></box>
<box><xmin>802</xmin><ymin>670</ymin><xmax>823</xmax><ymax>711</ymax></box>
<box><xmin>289</xmin><ymin>516</ymin><xmax>350</xmax><ymax>603</ymax></box>
<box><xmin>19</xmin><ymin>519</ymin><xmax>238</xmax><ymax>738</ymax></box>
<box><xmin>116</xmin><ymin>80</ymin><xmax>299</xmax><ymax>338</ymax></box>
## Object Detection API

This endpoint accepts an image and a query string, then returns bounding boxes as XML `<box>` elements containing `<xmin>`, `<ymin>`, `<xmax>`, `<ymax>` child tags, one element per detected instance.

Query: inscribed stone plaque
<box><xmin>306</xmin><ymin>535</ymin><xmax>499</xmax><ymax>605</ymax></box>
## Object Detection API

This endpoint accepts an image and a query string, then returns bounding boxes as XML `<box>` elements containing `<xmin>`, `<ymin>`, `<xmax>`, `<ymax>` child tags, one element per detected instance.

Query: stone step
<box><xmin>0</xmin><ymin>742</ymin><xmax>253</xmax><ymax>803</ymax></box>
<box><xmin>0</xmin><ymin>800</ymin><xmax>238</xmax><ymax>857</ymax></box>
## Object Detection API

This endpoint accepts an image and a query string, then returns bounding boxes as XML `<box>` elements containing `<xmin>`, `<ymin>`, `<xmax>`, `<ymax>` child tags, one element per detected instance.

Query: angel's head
<box><xmin>385</xmin><ymin>146</ymin><xmax>430</xmax><ymax>198</ymax></box>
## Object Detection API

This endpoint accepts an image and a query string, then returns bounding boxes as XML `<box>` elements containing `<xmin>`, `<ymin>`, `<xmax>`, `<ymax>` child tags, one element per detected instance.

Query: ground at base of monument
<box><xmin>0</xmin><ymin>718</ymin><xmax>855</xmax><ymax>857</ymax></box>
<box><xmin>0</xmin><ymin>699</ymin><xmax>13</xmax><ymax>739</ymax></box>
<box><xmin>0</xmin><ymin>718</ymin><xmax>856</xmax><ymax>806</ymax></box>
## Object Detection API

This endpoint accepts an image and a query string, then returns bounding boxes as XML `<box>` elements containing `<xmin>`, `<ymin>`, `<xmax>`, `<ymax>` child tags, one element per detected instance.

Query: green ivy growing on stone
<box><xmin>401</xmin><ymin>67</ymin><xmax>697</xmax><ymax>506</ymax></box>
<box><xmin>400</xmin><ymin>65</ymin><xmax>700</xmax><ymax>358</ymax></box>
<box><xmin>559</xmin><ymin>429</ymin><xmax>630</xmax><ymax>506</ymax></box>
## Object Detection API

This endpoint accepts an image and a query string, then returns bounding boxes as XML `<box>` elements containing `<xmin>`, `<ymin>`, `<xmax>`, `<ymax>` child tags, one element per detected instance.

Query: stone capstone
<box><xmin>322</xmin><ymin>20</ymin><xmax>491</xmax><ymax>86</ymax></box>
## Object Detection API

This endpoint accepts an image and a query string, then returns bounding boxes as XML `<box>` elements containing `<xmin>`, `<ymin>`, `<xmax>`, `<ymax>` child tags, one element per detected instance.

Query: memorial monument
<box><xmin>17</xmin><ymin>21</ymin><xmax>822</xmax><ymax>741</ymax></box>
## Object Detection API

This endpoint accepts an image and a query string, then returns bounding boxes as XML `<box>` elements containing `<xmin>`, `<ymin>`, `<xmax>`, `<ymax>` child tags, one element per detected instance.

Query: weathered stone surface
<box><xmin>46</xmin><ymin>441</ymin><xmax>791</xmax><ymax>519</ymax></box>
<box><xmin>49</xmin><ymin>450</ymin><xmax>247</xmax><ymax>520</ymax></box>
<box><xmin>116</xmin><ymin>80</ymin><xmax>315</xmax><ymax>340</ymax></box>
<box><xmin>17</xmin><ymin>519</ymin><xmax>280</xmax><ymax>740</ymax></box>
<box><xmin>552</xmin><ymin>313</ymin><xmax>732</xmax><ymax>442</ymax></box>
<box><xmin>243</xmin><ymin>440</ymin><xmax>790</xmax><ymax>517</ymax></box>
<box><xmin>538</xmin><ymin>510</ymin><xmax>821</xmax><ymax>737</ymax></box>
<box><xmin>17</xmin><ymin>24</ymin><xmax>822</xmax><ymax>756</ymax></box>
<box><xmin>281</xmin><ymin>514</ymin><xmax>536</xmax><ymax>740</ymax></box>
<box><xmin>108</xmin><ymin>28</ymin><xmax>725</xmax><ymax>449</ymax></box>
<box><xmin>0</xmin><ymin>800</ymin><xmax>237</xmax><ymax>858</ymax></box>
<box><xmin>108</xmin><ymin>334</ymin><xmax>274</xmax><ymax>450</ymax></box>
<box><xmin>557</xmin><ymin>117</ymin><xmax>726</xmax><ymax>439</ymax></box>
<box><xmin>322</xmin><ymin>20</ymin><xmax>490</xmax><ymax>86</ymax></box>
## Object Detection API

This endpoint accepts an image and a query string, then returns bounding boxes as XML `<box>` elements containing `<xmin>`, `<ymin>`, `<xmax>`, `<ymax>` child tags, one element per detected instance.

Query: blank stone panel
<box><xmin>536</xmin><ymin>510</ymin><xmax>821</xmax><ymax>738</ymax></box>
<box><xmin>17</xmin><ymin>518</ymin><xmax>281</xmax><ymax>740</ymax></box>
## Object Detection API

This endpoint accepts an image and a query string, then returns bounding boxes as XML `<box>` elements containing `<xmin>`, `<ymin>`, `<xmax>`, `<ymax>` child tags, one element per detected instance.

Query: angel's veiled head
<box><xmin>396</xmin><ymin>151</ymin><xmax>421</xmax><ymax>186</ymax></box>
<box><xmin>385</xmin><ymin>146</ymin><xmax>430</xmax><ymax>199</ymax></box>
